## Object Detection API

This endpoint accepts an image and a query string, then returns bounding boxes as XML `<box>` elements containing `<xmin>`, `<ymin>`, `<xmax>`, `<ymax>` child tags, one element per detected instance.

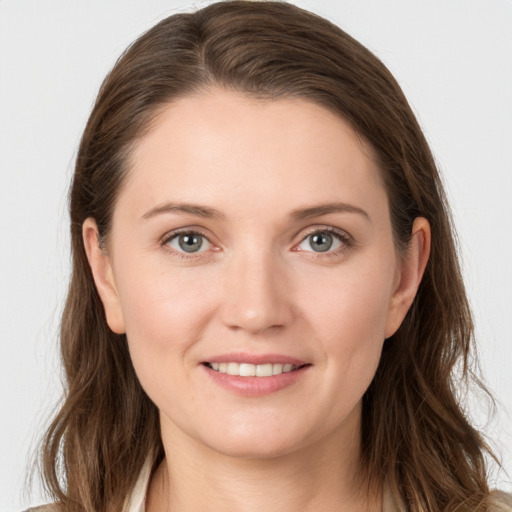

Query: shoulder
<box><xmin>490</xmin><ymin>490</ymin><xmax>512</xmax><ymax>511</ymax></box>
<box><xmin>22</xmin><ymin>492</ymin><xmax>511</xmax><ymax>512</ymax></box>
<box><xmin>23</xmin><ymin>505</ymin><xmax>60</xmax><ymax>512</ymax></box>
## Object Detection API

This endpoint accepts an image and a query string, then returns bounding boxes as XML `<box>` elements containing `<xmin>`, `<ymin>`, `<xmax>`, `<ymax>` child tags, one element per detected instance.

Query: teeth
<box><xmin>239</xmin><ymin>363</ymin><xmax>256</xmax><ymax>377</ymax></box>
<box><xmin>272</xmin><ymin>363</ymin><xmax>283</xmax><ymax>375</ymax></box>
<box><xmin>256</xmin><ymin>363</ymin><xmax>273</xmax><ymax>377</ymax></box>
<box><xmin>208</xmin><ymin>362</ymin><xmax>299</xmax><ymax>377</ymax></box>
<box><xmin>227</xmin><ymin>362</ymin><xmax>239</xmax><ymax>375</ymax></box>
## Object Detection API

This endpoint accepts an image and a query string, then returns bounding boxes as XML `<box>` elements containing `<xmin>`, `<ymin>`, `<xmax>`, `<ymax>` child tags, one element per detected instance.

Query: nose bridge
<box><xmin>220</xmin><ymin>242</ymin><xmax>293</xmax><ymax>334</ymax></box>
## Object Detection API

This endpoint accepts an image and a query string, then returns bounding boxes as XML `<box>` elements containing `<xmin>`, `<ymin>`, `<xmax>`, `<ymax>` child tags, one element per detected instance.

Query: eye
<box><xmin>164</xmin><ymin>230</ymin><xmax>212</xmax><ymax>256</ymax></box>
<box><xmin>295</xmin><ymin>228</ymin><xmax>349</xmax><ymax>254</ymax></box>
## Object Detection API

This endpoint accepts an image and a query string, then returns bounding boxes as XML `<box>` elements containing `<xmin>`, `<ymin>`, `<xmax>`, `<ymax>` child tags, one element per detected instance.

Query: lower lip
<box><xmin>201</xmin><ymin>364</ymin><xmax>310</xmax><ymax>397</ymax></box>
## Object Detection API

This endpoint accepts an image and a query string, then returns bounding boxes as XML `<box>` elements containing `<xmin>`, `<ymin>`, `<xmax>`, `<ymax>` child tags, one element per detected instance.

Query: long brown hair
<box><xmin>40</xmin><ymin>2</ymin><xmax>495</xmax><ymax>510</ymax></box>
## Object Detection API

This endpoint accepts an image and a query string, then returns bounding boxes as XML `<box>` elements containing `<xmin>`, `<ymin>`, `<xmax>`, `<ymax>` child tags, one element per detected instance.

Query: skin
<box><xmin>84</xmin><ymin>88</ymin><xmax>430</xmax><ymax>512</ymax></box>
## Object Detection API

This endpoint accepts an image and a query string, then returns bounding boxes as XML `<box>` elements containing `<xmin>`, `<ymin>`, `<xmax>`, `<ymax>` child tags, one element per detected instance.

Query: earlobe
<box><xmin>82</xmin><ymin>218</ymin><xmax>126</xmax><ymax>334</ymax></box>
<box><xmin>385</xmin><ymin>217</ymin><xmax>431</xmax><ymax>338</ymax></box>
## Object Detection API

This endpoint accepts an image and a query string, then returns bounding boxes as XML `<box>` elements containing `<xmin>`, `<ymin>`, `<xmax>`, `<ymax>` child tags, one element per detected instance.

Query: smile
<box><xmin>201</xmin><ymin>357</ymin><xmax>311</xmax><ymax>396</ymax></box>
<box><xmin>205</xmin><ymin>362</ymin><xmax>299</xmax><ymax>377</ymax></box>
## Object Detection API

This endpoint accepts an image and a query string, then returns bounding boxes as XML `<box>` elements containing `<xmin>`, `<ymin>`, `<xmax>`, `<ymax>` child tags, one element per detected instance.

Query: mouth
<box><xmin>201</xmin><ymin>355</ymin><xmax>311</xmax><ymax>396</ymax></box>
<box><xmin>203</xmin><ymin>362</ymin><xmax>305</xmax><ymax>377</ymax></box>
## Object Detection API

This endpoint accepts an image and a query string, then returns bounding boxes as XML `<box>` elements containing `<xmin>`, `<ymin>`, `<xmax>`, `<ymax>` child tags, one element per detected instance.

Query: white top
<box><xmin>122</xmin><ymin>469</ymin><xmax>512</xmax><ymax>512</ymax></box>
<box><xmin>122</xmin><ymin>463</ymin><xmax>512</xmax><ymax>512</ymax></box>
<box><xmin>123</xmin><ymin>458</ymin><xmax>154</xmax><ymax>512</ymax></box>
<box><xmin>121</xmin><ymin>459</ymin><xmax>405</xmax><ymax>512</ymax></box>
<box><xmin>28</xmin><ymin>463</ymin><xmax>512</xmax><ymax>512</ymax></box>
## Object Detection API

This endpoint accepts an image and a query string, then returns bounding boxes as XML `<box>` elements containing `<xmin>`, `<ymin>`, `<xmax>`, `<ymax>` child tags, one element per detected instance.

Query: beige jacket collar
<box><xmin>123</xmin><ymin>461</ymin><xmax>405</xmax><ymax>512</ymax></box>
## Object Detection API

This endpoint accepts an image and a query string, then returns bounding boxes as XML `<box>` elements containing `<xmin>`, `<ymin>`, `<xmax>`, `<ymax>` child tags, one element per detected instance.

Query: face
<box><xmin>85</xmin><ymin>88</ymin><xmax>428</xmax><ymax>460</ymax></box>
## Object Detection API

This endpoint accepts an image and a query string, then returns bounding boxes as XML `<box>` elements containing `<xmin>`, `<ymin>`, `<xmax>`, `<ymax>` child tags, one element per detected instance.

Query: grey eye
<box><xmin>296</xmin><ymin>230</ymin><xmax>344</xmax><ymax>254</ymax></box>
<box><xmin>308</xmin><ymin>232</ymin><xmax>333</xmax><ymax>252</ymax></box>
<box><xmin>178</xmin><ymin>233</ymin><xmax>203</xmax><ymax>252</ymax></box>
<box><xmin>166</xmin><ymin>232</ymin><xmax>211</xmax><ymax>254</ymax></box>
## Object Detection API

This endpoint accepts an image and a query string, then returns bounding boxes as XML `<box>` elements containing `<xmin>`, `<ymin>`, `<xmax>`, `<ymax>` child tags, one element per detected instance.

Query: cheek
<box><xmin>302</xmin><ymin>260</ymin><xmax>394</xmax><ymax>343</ymax></box>
<box><xmin>298</xmin><ymin>259</ymin><xmax>395</xmax><ymax>393</ymax></box>
<box><xmin>114</xmin><ymin>261</ymin><xmax>216</xmax><ymax>379</ymax></box>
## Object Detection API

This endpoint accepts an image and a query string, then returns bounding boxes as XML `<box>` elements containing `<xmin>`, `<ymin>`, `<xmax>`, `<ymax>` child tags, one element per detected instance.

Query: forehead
<box><xmin>120</xmin><ymin>88</ymin><xmax>387</xmax><ymax>225</ymax></box>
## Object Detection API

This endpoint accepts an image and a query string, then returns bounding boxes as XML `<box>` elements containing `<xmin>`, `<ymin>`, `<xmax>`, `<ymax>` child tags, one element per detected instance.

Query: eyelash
<box><xmin>296</xmin><ymin>226</ymin><xmax>353</xmax><ymax>259</ymax></box>
<box><xmin>161</xmin><ymin>228</ymin><xmax>214</xmax><ymax>260</ymax></box>
<box><xmin>160</xmin><ymin>226</ymin><xmax>353</xmax><ymax>261</ymax></box>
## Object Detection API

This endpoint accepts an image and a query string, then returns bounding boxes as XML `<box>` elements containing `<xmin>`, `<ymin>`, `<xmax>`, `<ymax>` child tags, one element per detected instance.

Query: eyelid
<box><xmin>293</xmin><ymin>225</ymin><xmax>354</xmax><ymax>255</ymax></box>
<box><xmin>160</xmin><ymin>227</ymin><xmax>211</xmax><ymax>244</ymax></box>
<box><xmin>160</xmin><ymin>224</ymin><xmax>354</xmax><ymax>260</ymax></box>
<box><xmin>160</xmin><ymin>227</ymin><xmax>217</xmax><ymax>259</ymax></box>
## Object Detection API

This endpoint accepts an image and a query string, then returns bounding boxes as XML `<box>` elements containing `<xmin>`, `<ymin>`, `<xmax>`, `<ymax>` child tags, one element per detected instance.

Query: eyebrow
<box><xmin>289</xmin><ymin>202</ymin><xmax>370</xmax><ymax>221</ymax></box>
<box><xmin>141</xmin><ymin>201</ymin><xmax>370</xmax><ymax>222</ymax></box>
<box><xmin>141</xmin><ymin>203</ymin><xmax>226</xmax><ymax>221</ymax></box>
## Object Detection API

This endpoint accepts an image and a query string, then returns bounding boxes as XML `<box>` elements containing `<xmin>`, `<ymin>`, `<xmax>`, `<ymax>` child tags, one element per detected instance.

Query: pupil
<box><xmin>310</xmin><ymin>232</ymin><xmax>332</xmax><ymax>252</ymax></box>
<box><xmin>179</xmin><ymin>234</ymin><xmax>203</xmax><ymax>253</ymax></box>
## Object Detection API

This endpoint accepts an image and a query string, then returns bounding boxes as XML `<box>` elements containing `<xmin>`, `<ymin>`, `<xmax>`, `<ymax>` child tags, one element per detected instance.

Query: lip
<box><xmin>200</xmin><ymin>353</ymin><xmax>311</xmax><ymax>397</ymax></box>
<box><xmin>202</xmin><ymin>352</ymin><xmax>307</xmax><ymax>366</ymax></box>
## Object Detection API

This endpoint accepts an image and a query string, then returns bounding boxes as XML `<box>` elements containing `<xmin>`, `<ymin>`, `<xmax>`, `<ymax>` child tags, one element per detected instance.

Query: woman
<box><xmin>28</xmin><ymin>1</ymin><xmax>511</xmax><ymax>511</ymax></box>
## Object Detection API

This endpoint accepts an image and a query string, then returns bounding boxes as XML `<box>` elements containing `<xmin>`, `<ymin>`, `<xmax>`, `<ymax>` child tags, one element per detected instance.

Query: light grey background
<box><xmin>1</xmin><ymin>1</ymin><xmax>511</xmax><ymax>510</ymax></box>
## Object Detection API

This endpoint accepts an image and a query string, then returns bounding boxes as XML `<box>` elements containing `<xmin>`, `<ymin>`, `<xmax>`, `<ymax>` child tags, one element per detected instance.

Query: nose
<box><xmin>220</xmin><ymin>249</ymin><xmax>294</xmax><ymax>335</ymax></box>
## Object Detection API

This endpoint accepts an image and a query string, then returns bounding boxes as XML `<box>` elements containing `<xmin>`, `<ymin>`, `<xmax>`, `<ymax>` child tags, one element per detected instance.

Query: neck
<box><xmin>146</xmin><ymin>415</ymin><xmax>381</xmax><ymax>512</ymax></box>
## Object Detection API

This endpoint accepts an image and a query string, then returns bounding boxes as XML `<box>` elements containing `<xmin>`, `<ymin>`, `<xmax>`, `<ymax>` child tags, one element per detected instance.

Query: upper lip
<box><xmin>202</xmin><ymin>352</ymin><xmax>308</xmax><ymax>366</ymax></box>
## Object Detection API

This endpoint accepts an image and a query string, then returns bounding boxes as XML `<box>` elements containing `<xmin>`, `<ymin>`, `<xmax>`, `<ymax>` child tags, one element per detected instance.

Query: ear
<box><xmin>82</xmin><ymin>218</ymin><xmax>126</xmax><ymax>334</ymax></box>
<box><xmin>385</xmin><ymin>217</ymin><xmax>431</xmax><ymax>338</ymax></box>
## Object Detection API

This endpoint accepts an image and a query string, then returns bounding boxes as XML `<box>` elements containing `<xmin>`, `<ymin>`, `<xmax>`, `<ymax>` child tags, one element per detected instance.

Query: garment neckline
<box><xmin>123</xmin><ymin>458</ymin><xmax>404</xmax><ymax>512</ymax></box>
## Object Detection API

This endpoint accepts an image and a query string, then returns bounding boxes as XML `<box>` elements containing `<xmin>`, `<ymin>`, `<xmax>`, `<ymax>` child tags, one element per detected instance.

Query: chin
<box><xmin>196</xmin><ymin>420</ymin><xmax>319</xmax><ymax>460</ymax></box>
<box><xmin>208</xmin><ymin>436</ymin><xmax>301</xmax><ymax>460</ymax></box>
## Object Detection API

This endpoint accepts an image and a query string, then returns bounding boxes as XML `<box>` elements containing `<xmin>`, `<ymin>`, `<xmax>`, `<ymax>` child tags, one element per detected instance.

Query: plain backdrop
<box><xmin>1</xmin><ymin>1</ymin><xmax>511</xmax><ymax>510</ymax></box>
